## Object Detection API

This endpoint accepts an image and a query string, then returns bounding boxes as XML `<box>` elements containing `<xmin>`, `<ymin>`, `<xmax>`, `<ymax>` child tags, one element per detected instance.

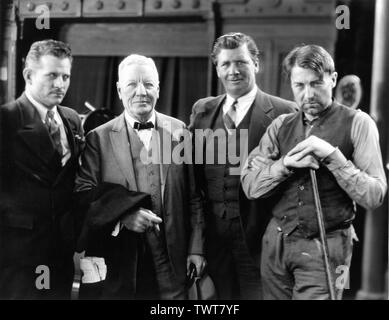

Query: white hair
<box><xmin>117</xmin><ymin>54</ymin><xmax>159</xmax><ymax>84</ymax></box>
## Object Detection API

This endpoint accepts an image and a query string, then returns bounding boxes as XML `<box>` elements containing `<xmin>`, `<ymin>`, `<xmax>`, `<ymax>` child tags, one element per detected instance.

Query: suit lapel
<box><xmin>58</xmin><ymin>107</ymin><xmax>76</xmax><ymax>158</ymax></box>
<box><xmin>110</xmin><ymin>114</ymin><xmax>137</xmax><ymax>190</ymax></box>
<box><xmin>202</xmin><ymin>95</ymin><xmax>225</xmax><ymax>130</ymax></box>
<box><xmin>195</xmin><ymin>95</ymin><xmax>225</xmax><ymax>152</ymax></box>
<box><xmin>53</xmin><ymin>107</ymin><xmax>77</xmax><ymax>186</ymax></box>
<box><xmin>155</xmin><ymin>112</ymin><xmax>173</xmax><ymax>197</ymax></box>
<box><xmin>247</xmin><ymin>89</ymin><xmax>274</xmax><ymax>153</ymax></box>
<box><xmin>16</xmin><ymin>94</ymin><xmax>57</xmax><ymax>166</ymax></box>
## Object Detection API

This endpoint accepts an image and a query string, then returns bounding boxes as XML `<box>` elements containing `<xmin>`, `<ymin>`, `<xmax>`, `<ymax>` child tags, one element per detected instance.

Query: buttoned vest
<box><xmin>204</xmin><ymin>103</ymin><xmax>253</xmax><ymax>219</ymax></box>
<box><xmin>128</xmin><ymin>128</ymin><xmax>163</xmax><ymax>217</ymax></box>
<box><xmin>271</xmin><ymin>103</ymin><xmax>357</xmax><ymax>237</ymax></box>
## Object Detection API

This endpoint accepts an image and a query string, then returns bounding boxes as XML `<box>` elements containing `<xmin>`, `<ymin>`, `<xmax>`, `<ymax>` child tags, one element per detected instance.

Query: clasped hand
<box><xmin>283</xmin><ymin>135</ymin><xmax>336</xmax><ymax>170</ymax></box>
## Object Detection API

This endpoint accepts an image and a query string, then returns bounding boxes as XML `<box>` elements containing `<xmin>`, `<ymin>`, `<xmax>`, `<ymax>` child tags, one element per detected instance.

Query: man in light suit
<box><xmin>189</xmin><ymin>32</ymin><xmax>296</xmax><ymax>299</ymax></box>
<box><xmin>75</xmin><ymin>54</ymin><xmax>205</xmax><ymax>299</ymax></box>
<box><xmin>0</xmin><ymin>39</ymin><xmax>84</xmax><ymax>299</ymax></box>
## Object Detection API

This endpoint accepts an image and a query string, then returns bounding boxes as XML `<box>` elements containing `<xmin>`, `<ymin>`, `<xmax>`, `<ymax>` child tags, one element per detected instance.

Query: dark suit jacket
<box><xmin>0</xmin><ymin>93</ymin><xmax>84</xmax><ymax>295</ymax></box>
<box><xmin>75</xmin><ymin>182</ymin><xmax>152</xmax><ymax>299</ymax></box>
<box><xmin>188</xmin><ymin>88</ymin><xmax>297</xmax><ymax>266</ymax></box>
<box><xmin>75</xmin><ymin>111</ymin><xmax>205</xmax><ymax>299</ymax></box>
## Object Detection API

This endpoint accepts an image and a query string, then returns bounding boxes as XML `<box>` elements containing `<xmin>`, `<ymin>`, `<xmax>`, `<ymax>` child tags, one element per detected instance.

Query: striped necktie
<box><xmin>224</xmin><ymin>100</ymin><xmax>237</xmax><ymax>132</ymax></box>
<box><xmin>46</xmin><ymin>109</ymin><xmax>63</xmax><ymax>156</ymax></box>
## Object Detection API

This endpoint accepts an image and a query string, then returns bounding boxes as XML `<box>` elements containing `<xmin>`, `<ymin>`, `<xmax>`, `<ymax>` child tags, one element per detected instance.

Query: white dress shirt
<box><xmin>223</xmin><ymin>86</ymin><xmax>258</xmax><ymax>127</ymax></box>
<box><xmin>25</xmin><ymin>90</ymin><xmax>71</xmax><ymax>166</ymax></box>
<box><xmin>124</xmin><ymin>110</ymin><xmax>156</xmax><ymax>150</ymax></box>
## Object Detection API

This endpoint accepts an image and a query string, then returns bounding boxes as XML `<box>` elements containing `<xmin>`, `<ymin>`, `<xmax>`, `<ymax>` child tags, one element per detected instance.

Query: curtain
<box><xmin>63</xmin><ymin>56</ymin><xmax>208</xmax><ymax>125</ymax></box>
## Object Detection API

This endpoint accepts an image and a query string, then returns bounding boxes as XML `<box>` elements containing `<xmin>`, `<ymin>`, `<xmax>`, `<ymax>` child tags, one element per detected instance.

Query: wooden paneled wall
<box><xmin>2</xmin><ymin>0</ymin><xmax>337</xmax><ymax>102</ymax></box>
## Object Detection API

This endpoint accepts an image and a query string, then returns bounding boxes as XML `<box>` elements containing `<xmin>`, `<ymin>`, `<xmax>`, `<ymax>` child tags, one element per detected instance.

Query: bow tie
<box><xmin>134</xmin><ymin>121</ymin><xmax>154</xmax><ymax>130</ymax></box>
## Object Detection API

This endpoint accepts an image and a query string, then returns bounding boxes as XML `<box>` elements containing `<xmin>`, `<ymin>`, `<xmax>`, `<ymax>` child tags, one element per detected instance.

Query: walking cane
<box><xmin>310</xmin><ymin>168</ymin><xmax>336</xmax><ymax>300</ymax></box>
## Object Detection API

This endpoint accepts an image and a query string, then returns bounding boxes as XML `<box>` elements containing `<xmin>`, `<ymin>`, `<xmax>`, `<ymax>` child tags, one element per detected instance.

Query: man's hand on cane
<box><xmin>287</xmin><ymin>135</ymin><xmax>336</xmax><ymax>161</ymax></box>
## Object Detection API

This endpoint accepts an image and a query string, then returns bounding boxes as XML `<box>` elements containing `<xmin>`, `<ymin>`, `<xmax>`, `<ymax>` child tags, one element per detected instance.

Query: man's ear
<box><xmin>253</xmin><ymin>58</ymin><xmax>260</xmax><ymax>73</ymax></box>
<box><xmin>216</xmin><ymin>66</ymin><xmax>221</xmax><ymax>79</ymax></box>
<box><xmin>331</xmin><ymin>72</ymin><xmax>338</xmax><ymax>88</ymax></box>
<box><xmin>23</xmin><ymin>68</ymin><xmax>32</xmax><ymax>84</ymax></box>
<box><xmin>116</xmin><ymin>82</ymin><xmax>122</xmax><ymax>100</ymax></box>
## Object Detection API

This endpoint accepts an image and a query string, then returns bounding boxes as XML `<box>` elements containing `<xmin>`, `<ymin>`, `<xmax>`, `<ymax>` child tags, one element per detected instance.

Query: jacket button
<box><xmin>298</xmin><ymin>201</ymin><xmax>304</xmax><ymax>206</ymax></box>
<box><xmin>299</xmin><ymin>185</ymin><xmax>304</xmax><ymax>190</ymax></box>
<box><xmin>277</xmin><ymin>226</ymin><xmax>282</xmax><ymax>232</ymax></box>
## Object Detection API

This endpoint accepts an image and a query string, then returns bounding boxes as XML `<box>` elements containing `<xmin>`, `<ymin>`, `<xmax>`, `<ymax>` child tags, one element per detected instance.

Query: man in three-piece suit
<box><xmin>189</xmin><ymin>32</ymin><xmax>296</xmax><ymax>299</ymax></box>
<box><xmin>75</xmin><ymin>54</ymin><xmax>205</xmax><ymax>299</ymax></box>
<box><xmin>0</xmin><ymin>40</ymin><xmax>84</xmax><ymax>299</ymax></box>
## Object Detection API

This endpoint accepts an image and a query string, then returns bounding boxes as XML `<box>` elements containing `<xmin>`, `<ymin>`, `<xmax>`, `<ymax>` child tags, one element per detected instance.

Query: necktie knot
<box><xmin>134</xmin><ymin>121</ymin><xmax>154</xmax><ymax>130</ymax></box>
<box><xmin>45</xmin><ymin>109</ymin><xmax>59</xmax><ymax>131</ymax></box>
<box><xmin>45</xmin><ymin>109</ymin><xmax>63</xmax><ymax>156</ymax></box>
<box><xmin>224</xmin><ymin>100</ymin><xmax>238</xmax><ymax>131</ymax></box>
<box><xmin>47</xmin><ymin>109</ymin><xmax>55</xmax><ymax>120</ymax></box>
<box><xmin>230</xmin><ymin>100</ymin><xmax>238</xmax><ymax>111</ymax></box>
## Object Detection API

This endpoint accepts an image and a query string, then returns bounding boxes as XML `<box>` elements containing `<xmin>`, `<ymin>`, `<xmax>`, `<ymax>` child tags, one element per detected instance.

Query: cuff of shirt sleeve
<box><xmin>321</xmin><ymin>147</ymin><xmax>348</xmax><ymax>170</ymax></box>
<box><xmin>273</xmin><ymin>157</ymin><xmax>294</xmax><ymax>177</ymax></box>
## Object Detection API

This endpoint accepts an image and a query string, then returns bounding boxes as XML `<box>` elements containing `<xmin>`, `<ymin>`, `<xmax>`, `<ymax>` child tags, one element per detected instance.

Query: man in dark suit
<box><xmin>75</xmin><ymin>54</ymin><xmax>205</xmax><ymax>299</ymax></box>
<box><xmin>189</xmin><ymin>32</ymin><xmax>296</xmax><ymax>299</ymax></box>
<box><xmin>0</xmin><ymin>39</ymin><xmax>84</xmax><ymax>299</ymax></box>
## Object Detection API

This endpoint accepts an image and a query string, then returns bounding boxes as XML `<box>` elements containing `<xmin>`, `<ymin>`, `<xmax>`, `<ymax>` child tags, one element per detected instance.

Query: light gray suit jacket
<box><xmin>75</xmin><ymin>111</ymin><xmax>204</xmax><ymax>293</ymax></box>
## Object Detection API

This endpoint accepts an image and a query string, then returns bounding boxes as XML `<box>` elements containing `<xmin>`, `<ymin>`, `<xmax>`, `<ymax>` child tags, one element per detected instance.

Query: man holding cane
<box><xmin>241</xmin><ymin>45</ymin><xmax>387</xmax><ymax>299</ymax></box>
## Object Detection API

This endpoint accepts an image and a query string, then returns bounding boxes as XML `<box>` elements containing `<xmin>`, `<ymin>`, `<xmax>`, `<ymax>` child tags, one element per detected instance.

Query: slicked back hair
<box><xmin>24</xmin><ymin>39</ymin><xmax>73</xmax><ymax>69</ymax></box>
<box><xmin>282</xmin><ymin>44</ymin><xmax>335</xmax><ymax>79</ymax></box>
<box><xmin>211</xmin><ymin>32</ymin><xmax>260</xmax><ymax>65</ymax></box>
<box><xmin>117</xmin><ymin>54</ymin><xmax>159</xmax><ymax>85</ymax></box>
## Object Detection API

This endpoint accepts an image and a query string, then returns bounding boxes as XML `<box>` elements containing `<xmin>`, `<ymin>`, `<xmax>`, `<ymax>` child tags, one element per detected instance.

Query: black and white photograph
<box><xmin>0</xmin><ymin>0</ymin><xmax>387</xmax><ymax>312</ymax></box>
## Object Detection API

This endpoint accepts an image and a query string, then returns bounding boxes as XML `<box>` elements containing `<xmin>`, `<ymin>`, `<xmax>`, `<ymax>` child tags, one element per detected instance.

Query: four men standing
<box><xmin>0</xmin><ymin>37</ymin><xmax>386</xmax><ymax>300</ymax></box>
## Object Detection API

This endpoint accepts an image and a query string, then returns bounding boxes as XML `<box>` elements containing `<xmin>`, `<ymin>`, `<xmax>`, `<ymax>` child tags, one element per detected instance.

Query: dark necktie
<box><xmin>224</xmin><ymin>100</ymin><xmax>237</xmax><ymax>132</ymax></box>
<box><xmin>134</xmin><ymin>121</ymin><xmax>154</xmax><ymax>130</ymax></box>
<box><xmin>46</xmin><ymin>109</ymin><xmax>63</xmax><ymax>155</ymax></box>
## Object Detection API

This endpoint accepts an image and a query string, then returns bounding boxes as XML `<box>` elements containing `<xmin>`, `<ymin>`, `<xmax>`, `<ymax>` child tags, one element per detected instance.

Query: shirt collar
<box><xmin>225</xmin><ymin>86</ymin><xmax>258</xmax><ymax>109</ymax></box>
<box><xmin>25</xmin><ymin>90</ymin><xmax>58</xmax><ymax>123</ymax></box>
<box><xmin>124</xmin><ymin>110</ymin><xmax>156</xmax><ymax>130</ymax></box>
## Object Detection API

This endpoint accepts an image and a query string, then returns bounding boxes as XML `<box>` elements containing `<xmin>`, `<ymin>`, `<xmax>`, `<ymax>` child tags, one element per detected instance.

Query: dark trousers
<box><xmin>205</xmin><ymin>214</ymin><xmax>262</xmax><ymax>300</ymax></box>
<box><xmin>261</xmin><ymin>218</ymin><xmax>356</xmax><ymax>300</ymax></box>
<box><xmin>79</xmin><ymin>231</ymin><xmax>186</xmax><ymax>300</ymax></box>
<box><xmin>136</xmin><ymin>230</ymin><xmax>186</xmax><ymax>300</ymax></box>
